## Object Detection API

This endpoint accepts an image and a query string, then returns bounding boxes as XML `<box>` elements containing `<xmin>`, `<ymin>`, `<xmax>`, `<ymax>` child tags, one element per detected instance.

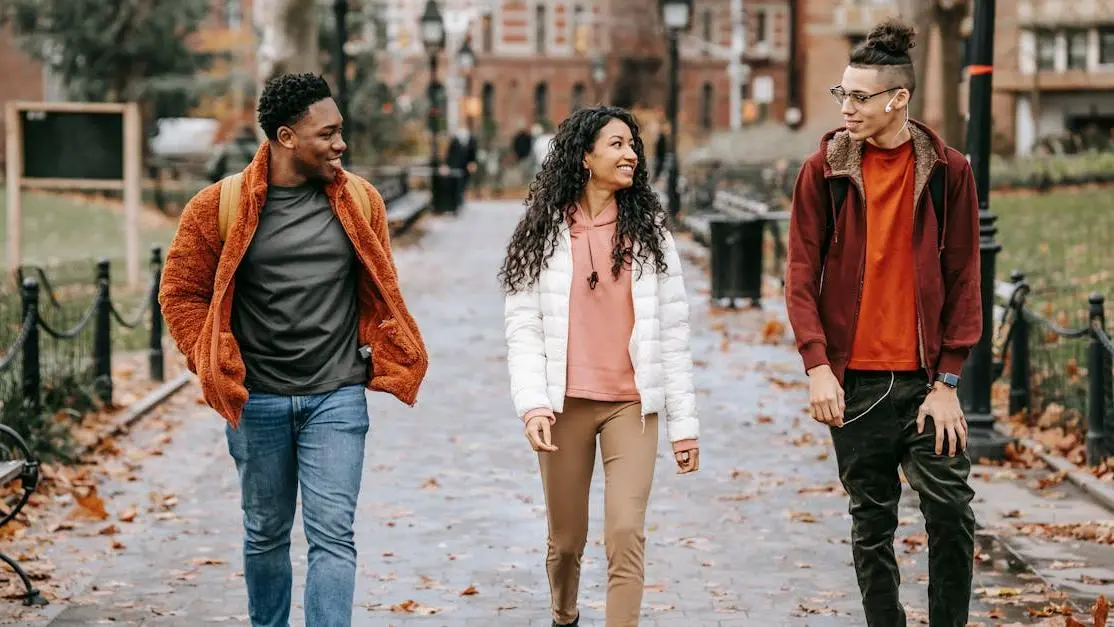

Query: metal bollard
<box><xmin>149</xmin><ymin>247</ymin><xmax>165</xmax><ymax>382</ymax></box>
<box><xmin>20</xmin><ymin>278</ymin><xmax>41</xmax><ymax>415</ymax></box>
<box><xmin>1087</xmin><ymin>292</ymin><xmax>1108</xmax><ymax>466</ymax></box>
<box><xmin>93</xmin><ymin>259</ymin><xmax>113</xmax><ymax>406</ymax></box>
<box><xmin>1007</xmin><ymin>271</ymin><xmax>1031</xmax><ymax>417</ymax></box>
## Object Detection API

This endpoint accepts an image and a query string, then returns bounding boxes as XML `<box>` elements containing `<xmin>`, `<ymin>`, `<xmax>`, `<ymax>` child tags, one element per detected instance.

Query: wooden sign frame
<box><xmin>5</xmin><ymin>101</ymin><xmax>143</xmax><ymax>287</ymax></box>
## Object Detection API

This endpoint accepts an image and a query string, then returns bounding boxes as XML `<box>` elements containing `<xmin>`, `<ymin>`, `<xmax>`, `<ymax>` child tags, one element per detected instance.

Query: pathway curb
<box><xmin>993</xmin><ymin>421</ymin><xmax>1114</xmax><ymax>513</ymax></box>
<box><xmin>77</xmin><ymin>370</ymin><xmax>193</xmax><ymax>458</ymax></box>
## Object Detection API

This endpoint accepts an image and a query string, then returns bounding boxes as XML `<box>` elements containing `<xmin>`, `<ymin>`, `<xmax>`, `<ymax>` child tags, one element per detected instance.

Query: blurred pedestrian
<box><xmin>500</xmin><ymin>105</ymin><xmax>700</xmax><ymax>627</ymax></box>
<box><xmin>784</xmin><ymin>19</ymin><xmax>981</xmax><ymax>627</ymax></box>
<box><xmin>445</xmin><ymin>121</ymin><xmax>478</xmax><ymax>209</ymax></box>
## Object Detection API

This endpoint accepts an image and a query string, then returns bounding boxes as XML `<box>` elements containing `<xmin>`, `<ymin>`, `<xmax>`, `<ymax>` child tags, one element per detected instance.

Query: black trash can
<box><xmin>431</xmin><ymin>171</ymin><xmax>462</xmax><ymax>215</ymax></box>
<box><xmin>709</xmin><ymin>216</ymin><xmax>765</xmax><ymax>306</ymax></box>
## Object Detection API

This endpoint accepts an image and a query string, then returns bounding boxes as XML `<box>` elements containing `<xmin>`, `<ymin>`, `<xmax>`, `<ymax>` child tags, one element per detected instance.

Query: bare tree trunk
<box><xmin>254</xmin><ymin>0</ymin><xmax>320</xmax><ymax>93</ymax></box>
<box><xmin>935</xmin><ymin>3</ymin><xmax>967</xmax><ymax>147</ymax></box>
<box><xmin>898</xmin><ymin>0</ymin><xmax>933</xmax><ymax>120</ymax></box>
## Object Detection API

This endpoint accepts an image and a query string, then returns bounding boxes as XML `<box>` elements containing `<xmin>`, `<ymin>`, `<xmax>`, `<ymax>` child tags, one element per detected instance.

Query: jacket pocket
<box><xmin>373</xmin><ymin>318</ymin><xmax>419</xmax><ymax>367</ymax></box>
<box><xmin>217</xmin><ymin>331</ymin><xmax>247</xmax><ymax>381</ymax></box>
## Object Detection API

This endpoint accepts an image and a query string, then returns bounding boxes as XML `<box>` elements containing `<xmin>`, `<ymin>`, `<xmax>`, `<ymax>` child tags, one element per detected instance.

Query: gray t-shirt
<box><xmin>231</xmin><ymin>183</ymin><xmax>367</xmax><ymax>395</ymax></box>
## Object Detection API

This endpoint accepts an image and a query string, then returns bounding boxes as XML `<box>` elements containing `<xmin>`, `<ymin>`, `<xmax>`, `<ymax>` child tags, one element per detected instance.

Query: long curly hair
<box><xmin>499</xmin><ymin>106</ymin><xmax>669</xmax><ymax>294</ymax></box>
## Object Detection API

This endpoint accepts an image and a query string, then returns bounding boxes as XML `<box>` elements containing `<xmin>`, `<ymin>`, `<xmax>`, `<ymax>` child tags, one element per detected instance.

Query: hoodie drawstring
<box><xmin>576</xmin><ymin>203</ymin><xmax>600</xmax><ymax>290</ymax></box>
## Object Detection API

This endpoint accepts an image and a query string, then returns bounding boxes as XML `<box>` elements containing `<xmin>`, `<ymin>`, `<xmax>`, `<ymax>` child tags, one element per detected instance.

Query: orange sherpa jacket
<box><xmin>158</xmin><ymin>142</ymin><xmax>429</xmax><ymax>428</ymax></box>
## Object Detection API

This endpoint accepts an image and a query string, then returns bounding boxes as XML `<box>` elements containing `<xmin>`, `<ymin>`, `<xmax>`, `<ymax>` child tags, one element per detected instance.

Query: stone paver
<box><xmin>2</xmin><ymin>201</ymin><xmax>1058</xmax><ymax>626</ymax></box>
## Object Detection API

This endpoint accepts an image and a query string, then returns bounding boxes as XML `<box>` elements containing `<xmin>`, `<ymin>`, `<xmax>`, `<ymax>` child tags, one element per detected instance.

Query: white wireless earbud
<box><xmin>884</xmin><ymin>93</ymin><xmax>899</xmax><ymax>114</ymax></box>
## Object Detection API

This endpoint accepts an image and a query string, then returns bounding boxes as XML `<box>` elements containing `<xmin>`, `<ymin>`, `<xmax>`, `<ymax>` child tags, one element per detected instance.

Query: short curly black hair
<box><xmin>257</xmin><ymin>73</ymin><xmax>333</xmax><ymax>140</ymax></box>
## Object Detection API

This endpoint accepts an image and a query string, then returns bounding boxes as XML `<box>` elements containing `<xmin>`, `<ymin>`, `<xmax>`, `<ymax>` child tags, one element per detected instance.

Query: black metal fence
<box><xmin>994</xmin><ymin>271</ymin><xmax>1114</xmax><ymax>465</ymax></box>
<box><xmin>0</xmin><ymin>247</ymin><xmax>165</xmax><ymax>456</ymax></box>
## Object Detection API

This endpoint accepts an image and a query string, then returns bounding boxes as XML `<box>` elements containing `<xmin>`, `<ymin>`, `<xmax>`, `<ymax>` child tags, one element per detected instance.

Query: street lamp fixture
<box><xmin>591</xmin><ymin>55</ymin><xmax>606</xmax><ymax>86</ymax></box>
<box><xmin>457</xmin><ymin>37</ymin><xmax>476</xmax><ymax>124</ymax></box>
<box><xmin>457</xmin><ymin>37</ymin><xmax>475</xmax><ymax>75</ymax></box>
<box><xmin>591</xmin><ymin>54</ymin><xmax>607</xmax><ymax>103</ymax></box>
<box><xmin>661</xmin><ymin>0</ymin><xmax>691</xmax><ymax>217</ymax></box>
<box><xmin>420</xmin><ymin>0</ymin><xmax>446</xmax><ymax>52</ymax></box>
<box><xmin>662</xmin><ymin>0</ymin><xmax>692</xmax><ymax>30</ymax></box>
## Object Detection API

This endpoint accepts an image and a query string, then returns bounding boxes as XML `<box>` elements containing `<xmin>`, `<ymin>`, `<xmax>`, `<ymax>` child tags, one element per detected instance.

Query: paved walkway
<box><xmin>6</xmin><ymin>201</ymin><xmax>1063</xmax><ymax>626</ymax></box>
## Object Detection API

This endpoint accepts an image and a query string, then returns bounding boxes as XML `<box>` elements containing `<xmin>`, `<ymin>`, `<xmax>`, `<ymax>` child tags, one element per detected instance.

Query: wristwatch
<box><xmin>935</xmin><ymin>372</ymin><xmax>960</xmax><ymax>389</ymax></box>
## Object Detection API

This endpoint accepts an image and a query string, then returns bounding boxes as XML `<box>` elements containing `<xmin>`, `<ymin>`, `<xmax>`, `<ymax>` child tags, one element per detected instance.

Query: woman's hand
<box><xmin>524</xmin><ymin>414</ymin><xmax>558</xmax><ymax>452</ymax></box>
<box><xmin>672</xmin><ymin>439</ymin><xmax>699</xmax><ymax>474</ymax></box>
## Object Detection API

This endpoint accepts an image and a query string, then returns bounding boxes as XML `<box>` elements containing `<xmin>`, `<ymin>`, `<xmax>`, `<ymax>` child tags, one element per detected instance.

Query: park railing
<box><xmin>0</xmin><ymin>247</ymin><xmax>165</xmax><ymax>457</ymax></box>
<box><xmin>993</xmin><ymin>271</ymin><xmax>1114</xmax><ymax>466</ymax></box>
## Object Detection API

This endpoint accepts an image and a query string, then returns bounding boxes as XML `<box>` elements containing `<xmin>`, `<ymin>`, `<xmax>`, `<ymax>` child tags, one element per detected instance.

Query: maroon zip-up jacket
<box><xmin>784</xmin><ymin>120</ymin><xmax>982</xmax><ymax>386</ymax></box>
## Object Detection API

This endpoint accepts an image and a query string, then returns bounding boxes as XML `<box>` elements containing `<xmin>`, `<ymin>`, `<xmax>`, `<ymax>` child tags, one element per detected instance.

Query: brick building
<box><xmin>0</xmin><ymin>30</ymin><xmax>47</xmax><ymax>159</ymax></box>
<box><xmin>992</xmin><ymin>0</ymin><xmax>1114</xmax><ymax>155</ymax></box>
<box><xmin>377</xmin><ymin>0</ymin><xmax>798</xmax><ymax>139</ymax></box>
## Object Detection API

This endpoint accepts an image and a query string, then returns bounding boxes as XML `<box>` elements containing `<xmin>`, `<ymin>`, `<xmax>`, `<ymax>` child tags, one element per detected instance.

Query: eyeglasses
<box><xmin>829</xmin><ymin>85</ymin><xmax>902</xmax><ymax>107</ymax></box>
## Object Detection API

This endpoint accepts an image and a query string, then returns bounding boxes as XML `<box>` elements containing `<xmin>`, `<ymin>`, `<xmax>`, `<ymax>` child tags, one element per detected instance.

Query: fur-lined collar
<box><xmin>822</xmin><ymin>120</ymin><xmax>947</xmax><ymax>204</ymax></box>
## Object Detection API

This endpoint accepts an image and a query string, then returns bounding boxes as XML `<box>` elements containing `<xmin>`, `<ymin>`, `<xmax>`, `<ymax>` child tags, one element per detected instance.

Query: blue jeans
<box><xmin>225</xmin><ymin>384</ymin><xmax>369</xmax><ymax>627</ymax></box>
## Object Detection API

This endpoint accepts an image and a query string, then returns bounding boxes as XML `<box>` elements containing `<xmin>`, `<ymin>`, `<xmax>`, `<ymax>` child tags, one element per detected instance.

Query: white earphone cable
<box><xmin>840</xmin><ymin>371</ymin><xmax>896</xmax><ymax>427</ymax></box>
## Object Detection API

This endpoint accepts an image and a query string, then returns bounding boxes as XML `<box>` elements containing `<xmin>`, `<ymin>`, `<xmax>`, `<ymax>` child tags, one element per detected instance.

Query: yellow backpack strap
<box><xmin>344</xmin><ymin>173</ymin><xmax>373</xmax><ymax>224</ymax></box>
<box><xmin>217</xmin><ymin>173</ymin><xmax>243</xmax><ymax>243</ymax></box>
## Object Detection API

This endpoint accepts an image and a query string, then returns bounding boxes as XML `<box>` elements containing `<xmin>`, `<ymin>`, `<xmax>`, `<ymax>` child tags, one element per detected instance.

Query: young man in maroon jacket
<box><xmin>785</xmin><ymin>19</ymin><xmax>982</xmax><ymax>627</ymax></box>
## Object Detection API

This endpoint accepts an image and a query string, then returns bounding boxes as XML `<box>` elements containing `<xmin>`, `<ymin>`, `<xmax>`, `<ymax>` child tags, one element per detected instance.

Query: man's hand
<box><xmin>524</xmin><ymin>415</ymin><xmax>558</xmax><ymax>453</ymax></box>
<box><xmin>917</xmin><ymin>383</ymin><xmax>967</xmax><ymax>456</ymax></box>
<box><xmin>807</xmin><ymin>365</ymin><xmax>845</xmax><ymax>427</ymax></box>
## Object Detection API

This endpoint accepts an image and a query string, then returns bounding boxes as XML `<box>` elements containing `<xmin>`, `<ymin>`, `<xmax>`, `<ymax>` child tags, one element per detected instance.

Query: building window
<box><xmin>482</xmin><ymin>14</ymin><xmax>493</xmax><ymax>53</ymax></box>
<box><xmin>701</xmin><ymin>82</ymin><xmax>714</xmax><ymax>130</ymax></box>
<box><xmin>225</xmin><ymin>0</ymin><xmax>241</xmax><ymax>29</ymax></box>
<box><xmin>1036</xmin><ymin>29</ymin><xmax>1056</xmax><ymax>71</ymax></box>
<box><xmin>535</xmin><ymin>82</ymin><xmax>549</xmax><ymax>122</ymax></box>
<box><xmin>753</xmin><ymin>9</ymin><xmax>768</xmax><ymax>44</ymax></box>
<box><xmin>536</xmin><ymin>5</ymin><xmax>547</xmax><ymax>55</ymax></box>
<box><xmin>1067</xmin><ymin>29</ymin><xmax>1087</xmax><ymax>69</ymax></box>
<box><xmin>1101</xmin><ymin>26</ymin><xmax>1114</xmax><ymax>65</ymax></box>
<box><xmin>572</xmin><ymin>82</ymin><xmax>586</xmax><ymax>112</ymax></box>
<box><xmin>482</xmin><ymin>82</ymin><xmax>495</xmax><ymax>120</ymax></box>
<box><xmin>703</xmin><ymin>9</ymin><xmax>713</xmax><ymax>56</ymax></box>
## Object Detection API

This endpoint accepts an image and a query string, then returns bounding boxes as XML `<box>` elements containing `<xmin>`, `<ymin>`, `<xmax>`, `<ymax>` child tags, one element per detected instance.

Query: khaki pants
<box><xmin>539</xmin><ymin>397</ymin><xmax>659</xmax><ymax>627</ymax></box>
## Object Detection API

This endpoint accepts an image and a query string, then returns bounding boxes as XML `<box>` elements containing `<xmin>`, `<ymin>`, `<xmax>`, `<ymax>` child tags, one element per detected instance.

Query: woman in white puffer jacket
<box><xmin>499</xmin><ymin>106</ymin><xmax>699</xmax><ymax>627</ymax></box>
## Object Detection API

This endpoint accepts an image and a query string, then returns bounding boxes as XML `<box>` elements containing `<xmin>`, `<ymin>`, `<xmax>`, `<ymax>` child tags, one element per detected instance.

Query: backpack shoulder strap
<box><xmin>929</xmin><ymin>165</ymin><xmax>946</xmax><ymax>248</ymax></box>
<box><xmin>344</xmin><ymin>173</ymin><xmax>373</xmax><ymax>223</ymax></box>
<box><xmin>218</xmin><ymin>172</ymin><xmax>243</xmax><ymax>243</ymax></box>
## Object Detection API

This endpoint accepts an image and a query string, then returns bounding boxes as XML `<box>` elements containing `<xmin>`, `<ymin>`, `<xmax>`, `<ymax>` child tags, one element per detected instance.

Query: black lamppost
<box><xmin>591</xmin><ymin>54</ymin><xmax>607</xmax><ymax>103</ymax></box>
<box><xmin>333</xmin><ymin>0</ymin><xmax>351</xmax><ymax>165</ymax></box>
<box><xmin>662</xmin><ymin>0</ymin><xmax>691</xmax><ymax>217</ymax></box>
<box><xmin>421</xmin><ymin>0</ymin><xmax>446</xmax><ymax>172</ymax></box>
<box><xmin>960</xmin><ymin>0</ymin><xmax>1010</xmax><ymax>460</ymax></box>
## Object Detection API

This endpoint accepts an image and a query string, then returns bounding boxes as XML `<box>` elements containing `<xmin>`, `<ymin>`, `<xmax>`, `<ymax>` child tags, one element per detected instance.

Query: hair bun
<box><xmin>866</xmin><ymin>19</ymin><xmax>916</xmax><ymax>56</ymax></box>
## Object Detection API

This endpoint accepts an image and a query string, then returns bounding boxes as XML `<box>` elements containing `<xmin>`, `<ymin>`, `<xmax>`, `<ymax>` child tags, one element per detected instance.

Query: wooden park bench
<box><xmin>0</xmin><ymin>423</ymin><xmax>46</xmax><ymax>606</ymax></box>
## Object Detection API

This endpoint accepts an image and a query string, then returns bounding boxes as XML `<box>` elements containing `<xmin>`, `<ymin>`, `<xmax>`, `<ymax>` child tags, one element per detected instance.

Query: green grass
<box><xmin>994</xmin><ymin>186</ymin><xmax>1114</xmax><ymax>422</ymax></box>
<box><xmin>0</xmin><ymin>187</ymin><xmax>178</xmax><ymax>276</ymax></box>
<box><xmin>996</xmin><ymin>187</ymin><xmax>1114</xmax><ymax>319</ymax></box>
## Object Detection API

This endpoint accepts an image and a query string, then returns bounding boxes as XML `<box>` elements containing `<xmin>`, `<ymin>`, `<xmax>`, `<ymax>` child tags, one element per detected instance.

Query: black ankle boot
<box><xmin>552</xmin><ymin>614</ymin><xmax>579</xmax><ymax>627</ymax></box>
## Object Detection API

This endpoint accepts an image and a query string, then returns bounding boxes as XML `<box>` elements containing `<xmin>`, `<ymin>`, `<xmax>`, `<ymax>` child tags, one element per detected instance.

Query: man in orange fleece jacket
<box><xmin>159</xmin><ymin>73</ymin><xmax>428</xmax><ymax>627</ymax></box>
